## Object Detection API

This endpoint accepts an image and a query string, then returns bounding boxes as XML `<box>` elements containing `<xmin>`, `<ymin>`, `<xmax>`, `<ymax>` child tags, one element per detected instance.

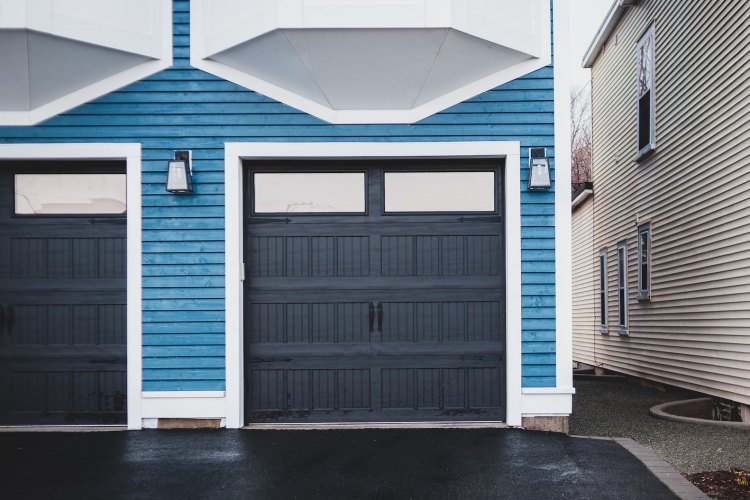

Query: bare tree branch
<box><xmin>570</xmin><ymin>83</ymin><xmax>592</xmax><ymax>192</ymax></box>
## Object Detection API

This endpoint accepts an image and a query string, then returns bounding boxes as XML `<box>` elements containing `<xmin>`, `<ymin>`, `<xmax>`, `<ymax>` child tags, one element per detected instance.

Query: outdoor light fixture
<box><xmin>166</xmin><ymin>150</ymin><xmax>193</xmax><ymax>194</ymax></box>
<box><xmin>528</xmin><ymin>147</ymin><xmax>551</xmax><ymax>191</ymax></box>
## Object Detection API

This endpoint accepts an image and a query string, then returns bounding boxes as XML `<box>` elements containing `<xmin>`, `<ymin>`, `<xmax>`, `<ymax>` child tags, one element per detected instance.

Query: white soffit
<box><xmin>191</xmin><ymin>0</ymin><xmax>552</xmax><ymax>124</ymax></box>
<box><xmin>0</xmin><ymin>0</ymin><xmax>173</xmax><ymax>126</ymax></box>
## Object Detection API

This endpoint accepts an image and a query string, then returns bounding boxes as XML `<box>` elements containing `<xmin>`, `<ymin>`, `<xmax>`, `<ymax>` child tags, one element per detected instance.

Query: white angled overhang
<box><xmin>191</xmin><ymin>0</ymin><xmax>551</xmax><ymax>124</ymax></box>
<box><xmin>0</xmin><ymin>0</ymin><xmax>172</xmax><ymax>126</ymax></box>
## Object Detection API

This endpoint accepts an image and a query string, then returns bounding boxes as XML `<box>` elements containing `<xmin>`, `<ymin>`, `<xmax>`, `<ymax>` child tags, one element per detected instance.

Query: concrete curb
<box><xmin>244</xmin><ymin>422</ymin><xmax>511</xmax><ymax>430</ymax></box>
<box><xmin>650</xmin><ymin>398</ymin><xmax>750</xmax><ymax>431</ymax></box>
<box><xmin>0</xmin><ymin>426</ymin><xmax>126</xmax><ymax>433</ymax></box>
<box><xmin>613</xmin><ymin>438</ymin><xmax>710</xmax><ymax>500</ymax></box>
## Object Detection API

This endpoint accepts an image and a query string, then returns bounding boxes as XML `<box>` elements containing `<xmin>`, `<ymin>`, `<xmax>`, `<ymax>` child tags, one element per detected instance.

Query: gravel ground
<box><xmin>570</xmin><ymin>378</ymin><xmax>750</xmax><ymax>474</ymax></box>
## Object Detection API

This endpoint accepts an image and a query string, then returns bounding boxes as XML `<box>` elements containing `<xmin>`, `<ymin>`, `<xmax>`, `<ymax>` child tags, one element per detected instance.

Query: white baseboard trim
<box><xmin>141</xmin><ymin>396</ymin><xmax>227</xmax><ymax>419</ymax></box>
<box><xmin>521</xmin><ymin>392</ymin><xmax>573</xmax><ymax>415</ymax></box>
<box><xmin>142</xmin><ymin>391</ymin><xmax>226</xmax><ymax>399</ymax></box>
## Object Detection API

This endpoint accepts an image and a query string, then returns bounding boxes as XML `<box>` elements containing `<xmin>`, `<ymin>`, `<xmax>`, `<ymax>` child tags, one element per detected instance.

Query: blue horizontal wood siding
<box><xmin>0</xmin><ymin>0</ymin><xmax>557</xmax><ymax>391</ymax></box>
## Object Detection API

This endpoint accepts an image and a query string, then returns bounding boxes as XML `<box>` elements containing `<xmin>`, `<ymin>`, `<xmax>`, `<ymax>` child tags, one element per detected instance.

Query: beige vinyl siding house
<box><xmin>572</xmin><ymin>188</ymin><xmax>597</xmax><ymax>364</ymax></box>
<box><xmin>574</xmin><ymin>0</ymin><xmax>750</xmax><ymax>411</ymax></box>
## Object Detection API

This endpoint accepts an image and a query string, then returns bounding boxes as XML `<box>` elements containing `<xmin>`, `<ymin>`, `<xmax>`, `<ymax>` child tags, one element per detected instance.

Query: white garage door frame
<box><xmin>224</xmin><ymin>141</ymin><xmax>523</xmax><ymax>429</ymax></box>
<box><xmin>0</xmin><ymin>143</ymin><xmax>142</xmax><ymax>430</ymax></box>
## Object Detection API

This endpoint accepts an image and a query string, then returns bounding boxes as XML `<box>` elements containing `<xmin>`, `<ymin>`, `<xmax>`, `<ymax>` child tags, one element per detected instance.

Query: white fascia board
<box><xmin>582</xmin><ymin>0</ymin><xmax>639</xmax><ymax>68</ymax></box>
<box><xmin>192</xmin><ymin>55</ymin><xmax>550</xmax><ymax>125</ymax></box>
<box><xmin>22</xmin><ymin>0</ymin><xmax>171</xmax><ymax>58</ymax></box>
<box><xmin>224</xmin><ymin>141</ymin><xmax>523</xmax><ymax>429</ymax></box>
<box><xmin>191</xmin><ymin>0</ymin><xmax>551</xmax><ymax>124</ymax></box>
<box><xmin>0</xmin><ymin>0</ymin><xmax>27</xmax><ymax>27</ymax></box>
<box><xmin>0</xmin><ymin>0</ymin><xmax>172</xmax><ymax>126</ymax></box>
<box><xmin>554</xmin><ymin>0</ymin><xmax>574</xmax><ymax>403</ymax></box>
<box><xmin>0</xmin><ymin>59</ymin><xmax>173</xmax><ymax>127</ymax></box>
<box><xmin>0</xmin><ymin>143</ymin><xmax>143</xmax><ymax>431</ymax></box>
<box><xmin>571</xmin><ymin>189</ymin><xmax>593</xmax><ymax>210</ymax></box>
<box><xmin>451</xmin><ymin>3</ymin><xmax>549</xmax><ymax>59</ymax></box>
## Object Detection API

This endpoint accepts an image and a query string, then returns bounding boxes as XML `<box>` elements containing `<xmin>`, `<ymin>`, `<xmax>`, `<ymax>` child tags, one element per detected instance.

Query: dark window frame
<box><xmin>616</xmin><ymin>240</ymin><xmax>629</xmax><ymax>334</ymax></box>
<box><xmin>635</xmin><ymin>24</ymin><xmax>656</xmax><ymax>161</ymax></box>
<box><xmin>2</xmin><ymin>160</ymin><xmax>127</xmax><ymax>218</ymax></box>
<box><xmin>637</xmin><ymin>223</ymin><xmax>651</xmax><ymax>300</ymax></box>
<box><xmin>599</xmin><ymin>249</ymin><xmax>609</xmax><ymax>334</ymax></box>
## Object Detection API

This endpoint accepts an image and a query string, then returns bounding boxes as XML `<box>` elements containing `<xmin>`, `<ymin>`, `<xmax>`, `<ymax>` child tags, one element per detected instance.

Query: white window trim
<box><xmin>635</xmin><ymin>24</ymin><xmax>656</xmax><ymax>160</ymax></box>
<box><xmin>637</xmin><ymin>223</ymin><xmax>651</xmax><ymax>301</ymax></box>
<box><xmin>599</xmin><ymin>249</ymin><xmax>609</xmax><ymax>334</ymax></box>
<box><xmin>0</xmin><ymin>143</ymin><xmax>143</xmax><ymax>429</ymax></box>
<box><xmin>225</xmin><ymin>141</ymin><xmax>524</xmax><ymax>428</ymax></box>
<box><xmin>617</xmin><ymin>240</ymin><xmax>629</xmax><ymax>333</ymax></box>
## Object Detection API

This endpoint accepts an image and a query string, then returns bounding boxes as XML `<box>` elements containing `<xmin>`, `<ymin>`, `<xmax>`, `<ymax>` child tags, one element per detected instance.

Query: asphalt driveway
<box><xmin>1</xmin><ymin>429</ymin><xmax>677</xmax><ymax>499</ymax></box>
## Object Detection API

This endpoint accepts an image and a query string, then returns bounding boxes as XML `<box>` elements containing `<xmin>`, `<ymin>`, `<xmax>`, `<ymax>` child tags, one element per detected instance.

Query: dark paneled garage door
<box><xmin>244</xmin><ymin>160</ymin><xmax>505</xmax><ymax>423</ymax></box>
<box><xmin>0</xmin><ymin>162</ymin><xmax>127</xmax><ymax>425</ymax></box>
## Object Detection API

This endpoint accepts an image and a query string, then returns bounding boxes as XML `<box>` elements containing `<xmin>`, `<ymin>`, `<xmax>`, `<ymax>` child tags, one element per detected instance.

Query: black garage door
<box><xmin>0</xmin><ymin>162</ymin><xmax>127</xmax><ymax>425</ymax></box>
<box><xmin>244</xmin><ymin>160</ymin><xmax>505</xmax><ymax>423</ymax></box>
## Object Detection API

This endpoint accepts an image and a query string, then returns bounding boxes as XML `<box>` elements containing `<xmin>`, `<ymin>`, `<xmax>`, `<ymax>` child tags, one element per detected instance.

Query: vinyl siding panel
<box><xmin>572</xmin><ymin>197</ymin><xmax>597</xmax><ymax>365</ymax></box>
<box><xmin>578</xmin><ymin>0</ymin><xmax>750</xmax><ymax>404</ymax></box>
<box><xmin>0</xmin><ymin>0</ymin><xmax>558</xmax><ymax>391</ymax></box>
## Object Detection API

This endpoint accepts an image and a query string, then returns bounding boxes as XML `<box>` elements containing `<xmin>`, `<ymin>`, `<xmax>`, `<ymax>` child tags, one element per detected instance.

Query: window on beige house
<box><xmin>638</xmin><ymin>224</ymin><xmax>651</xmax><ymax>300</ymax></box>
<box><xmin>637</xmin><ymin>25</ymin><xmax>655</xmax><ymax>158</ymax></box>
<box><xmin>617</xmin><ymin>241</ymin><xmax>629</xmax><ymax>333</ymax></box>
<box><xmin>599</xmin><ymin>250</ymin><xmax>609</xmax><ymax>333</ymax></box>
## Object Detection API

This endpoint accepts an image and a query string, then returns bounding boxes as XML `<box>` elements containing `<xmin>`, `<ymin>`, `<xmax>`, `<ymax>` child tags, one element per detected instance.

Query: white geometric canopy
<box><xmin>191</xmin><ymin>0</ymin><xmax>551</xmax><ymax>124</ymax></box>
<box><xmin>0</xmin><ymin>0</ymin><xmax>172</xmax><ymax>126</ymax></box>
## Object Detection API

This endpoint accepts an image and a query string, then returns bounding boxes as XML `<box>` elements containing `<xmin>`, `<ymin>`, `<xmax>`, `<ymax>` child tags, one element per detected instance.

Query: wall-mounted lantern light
<box><xmin>166</xmin><ymin>150</ymin><xmax>193</xmax><ymax>194</ymax></box>
<box><xmin>528</xmin><ymin>147</ymin><xmax>551</xmax><ymax>191</ymax></box>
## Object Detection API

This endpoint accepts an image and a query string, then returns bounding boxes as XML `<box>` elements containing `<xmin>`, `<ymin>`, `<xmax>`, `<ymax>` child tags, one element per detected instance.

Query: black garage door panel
<box><xmin>244</xmin><ymin>161</ymin><xmax>505</xmax><ymax>423</ymax></box>
<box><xmin>0</xmin><ymin>164</ymin><xmax>127</xmax><ymax>425</ymax></box>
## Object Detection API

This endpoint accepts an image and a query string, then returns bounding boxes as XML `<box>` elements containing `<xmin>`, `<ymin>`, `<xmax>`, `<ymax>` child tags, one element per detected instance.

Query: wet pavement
<box><xmin>0</xmin><ymin>428</ymin><xmax>677</xmax><ymax>499</ymax></box>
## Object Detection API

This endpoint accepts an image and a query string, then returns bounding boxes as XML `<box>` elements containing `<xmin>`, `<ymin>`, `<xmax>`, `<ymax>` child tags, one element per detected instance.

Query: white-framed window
<box><xmin>599</xmin><ymin>249</ymin><xmax>608</xmax><ymax>333</ymax></box>
<box><xmin>617</xmin><ymin>241</ymin><xmax>628</xmax><ymax>332</ymax></box>
<box><xmin>636</xmin><ymin>25</ymin><xmax>655</xmax><ymax>158</ymax></box>
<box><xmin>637</xmin><ymin>224</ymin><xmax>651</xmax><ymax>300</ymax></box>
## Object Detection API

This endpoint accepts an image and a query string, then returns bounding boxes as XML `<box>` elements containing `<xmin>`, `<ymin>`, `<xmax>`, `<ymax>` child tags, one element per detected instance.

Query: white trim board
<box><xmin>0</xmin><ymin>143</ymin><xmax>143</xmax><ymax>430</ymax></box>
<box><xmin>224</xmin><ymin>141</ymin><xmax>524</xmax><ymax>429</ymax></box>
<box><xmin>553</xmin><ymin>0</ymin><xmax>575</xmax><ymax>406</ymax></box>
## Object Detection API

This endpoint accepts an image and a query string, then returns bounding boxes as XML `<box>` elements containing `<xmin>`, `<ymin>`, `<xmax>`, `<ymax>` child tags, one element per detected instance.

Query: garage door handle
<box><xmin>377</xmin><ymin>303</ymin><xmax>383</xmax><ymax>333</ymax></box>
<box><xmin>88</xmin><ymin>218</ymin><xmax>127</xmax><ymax>225</ymax></box>
<box><xmin>458</xmin><ymin>216</ymin><xmax>503</xmax><ymax>223</ymax></box>
<box><xmin>368</xmin><ymin>303</ymin><xmax>375</xmax><ymax>334</ymax></box>
<box><xmin>0</xmin><ymin>305</ymin><xmax>4</xmax><ymax>335</ymax></box>
<box><xmin>5</xmin><ymin>306</ymin><xmax>13</xmax><ymax>335</ymax></box>
<box><xmin>250</xmin><ymin>218</ymin><xmax>292</xmax><ymax>224</ymax></box>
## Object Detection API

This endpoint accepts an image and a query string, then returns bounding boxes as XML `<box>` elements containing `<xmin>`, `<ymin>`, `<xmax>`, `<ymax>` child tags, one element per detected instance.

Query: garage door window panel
<box><xmin>383</xmin><ymin>171</ymin><xmax>496</xmax><ymax>213</ymax></box>
<box><xmin>14</xmin><ymin>174</ymin><xmax>126</xmax><ymax>215</ymax></box>
<box><xmin>253</xmin><ymin>172</ymin><xmax>366</xmax><ymax>214</ymax></box>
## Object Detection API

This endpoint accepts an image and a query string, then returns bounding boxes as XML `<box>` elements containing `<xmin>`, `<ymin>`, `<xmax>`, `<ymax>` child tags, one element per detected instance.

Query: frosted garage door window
<box><xmin>15</xmin><ymin>174</ymin><xmax>127</xmax><ymax>215</ymax></box>
<box><xmin>254</xmin><ymin>172</ymin><xmax>366</xmax><ymax>213</ymax></box>
<box><xmin>384</xmin><ymin>171</ymin><xmax>495</xmax><ymax>212</ymax></box>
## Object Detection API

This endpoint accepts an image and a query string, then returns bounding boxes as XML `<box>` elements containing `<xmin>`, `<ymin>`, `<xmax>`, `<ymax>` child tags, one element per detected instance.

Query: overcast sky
<box><xmin>568</xmin><ymin>0</ymin><xmax>613</xmax><ymax>89</ymax></box>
